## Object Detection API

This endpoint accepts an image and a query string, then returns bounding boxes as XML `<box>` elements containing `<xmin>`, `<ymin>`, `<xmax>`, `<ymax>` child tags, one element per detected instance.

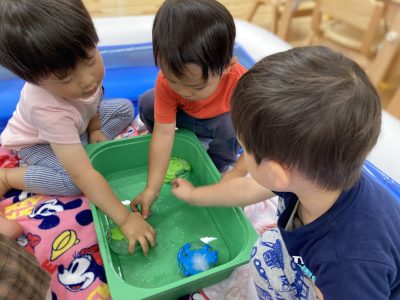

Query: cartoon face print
<box><xmin>58</xmin><ymin>245</ymin><xmax>106</xmax><ymax>292</ymax></box>
<box><xmin>58</xmin><ymin>255</ymin><xmax>96</xmax><ymax>292</ymax></box>
<box><xmin>29</xmin><ymin>198</ymin><xmax>82</xmax><ymax>229</ymax></box>
<box><xmin>16</xmin><ymin>233</ymin><xmax>41</xmax><ymax>255</ymax></box>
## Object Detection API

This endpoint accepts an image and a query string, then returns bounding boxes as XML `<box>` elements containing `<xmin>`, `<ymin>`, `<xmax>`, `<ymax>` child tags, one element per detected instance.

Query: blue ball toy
<box><xmin>177</xmin><ymin>241</ymin><xmax>218</xmax><ymax>277</ymax></box>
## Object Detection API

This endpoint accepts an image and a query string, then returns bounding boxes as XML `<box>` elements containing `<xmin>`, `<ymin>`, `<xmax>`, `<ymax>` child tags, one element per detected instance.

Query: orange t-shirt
<box><xmin>154</xmin><ymin>62</ymin><xmax>247</xmax><ymax>124</ymax></box>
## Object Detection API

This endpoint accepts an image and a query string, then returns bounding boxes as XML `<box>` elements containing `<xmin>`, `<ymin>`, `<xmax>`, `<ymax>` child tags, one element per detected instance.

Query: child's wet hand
<box><xmin>171</xmin><ymin>178</ymin><xmax>195</xmax><ymax>202</ymax></box>
<box><xmin>119</xmin><ymin>212</ymin><xmax>156</xmax><ymax>256</ymax></box>
<box><xmin>130</xmin><ymin>188</ymin><xmax>158</xmax><ymax>219</ymax></box>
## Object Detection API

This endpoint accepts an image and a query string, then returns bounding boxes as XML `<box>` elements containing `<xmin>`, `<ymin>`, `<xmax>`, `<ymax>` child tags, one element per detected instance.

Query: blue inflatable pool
<box><xmin>1</xmin><ymin>42</ymin><xmax>399</xmax><ymax>198</ymax></box>
<box><xmin>0</xmin><ymin>42</ymin><xmax>254</xmax><ymax>133</ymax></box>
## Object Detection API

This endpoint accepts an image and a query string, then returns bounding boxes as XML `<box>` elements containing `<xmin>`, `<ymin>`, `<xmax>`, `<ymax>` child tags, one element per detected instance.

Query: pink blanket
<box><xmin>1</xmin><ymin>192</ymin><xmax>110</xmax><ymax>299</ymax></box>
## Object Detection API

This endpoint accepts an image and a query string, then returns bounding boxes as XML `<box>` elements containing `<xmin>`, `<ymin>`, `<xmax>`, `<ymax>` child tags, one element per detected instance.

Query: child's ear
<box><xmin>265</xmin><ymin>160</ymin><xmax>290</xmax><ymax>190</ymax></box>
<box><xmin>222</xmin><ymin>57</ymin><xmax>238</xmax><ymax>74</ymax></box>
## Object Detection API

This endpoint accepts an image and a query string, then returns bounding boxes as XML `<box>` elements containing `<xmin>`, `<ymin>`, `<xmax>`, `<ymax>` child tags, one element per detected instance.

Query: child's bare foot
<box><xmin>0</xmin><ymin>169</ymin><xmax>11</xmax><ymax>198</ymax></box>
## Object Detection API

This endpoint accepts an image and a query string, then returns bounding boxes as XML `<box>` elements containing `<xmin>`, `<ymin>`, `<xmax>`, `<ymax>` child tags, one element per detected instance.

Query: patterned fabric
<box><xmin>251</xmin><ymin>228</ymin><xmax>318</xmax><ymax>300</ymax></box>
<box><xmin>192</xmin><ymin>198</ymin><xmax>281</xmax><ymax>300</ymax></box>
<box><xmin>1</xmin><ymin>192</ymin><xmax>110</xmax><ymax>300</ymax></box>
<box><xmin>0</xmin><ymin>233</ymin><xmax>51</xmax><ymax>300</ymax></box>
<box><xmin>0</xmin><ymin>148</ymin><xmax>18</xmax><ymax>168</ymax></box>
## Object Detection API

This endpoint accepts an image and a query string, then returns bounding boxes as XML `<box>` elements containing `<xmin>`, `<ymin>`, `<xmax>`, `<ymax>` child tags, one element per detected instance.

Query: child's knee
<box><xmin>62</xmin><ymin>181</ymin><xmax>82</xmax><ymax>196</ymax></box>
<box><xmin>60</xmin><ymin>175</ymin><xmax>82</xmax><ymax>196</ymax></box>
<box><xmin>126</xmin><ymin>102</ymin><xmax>134</xmax><ymax>122</ymax></box>
<box><xmin>118</xmin><ymin>99</ymin><xmax>134</xmax><ymax>120</ymax></box>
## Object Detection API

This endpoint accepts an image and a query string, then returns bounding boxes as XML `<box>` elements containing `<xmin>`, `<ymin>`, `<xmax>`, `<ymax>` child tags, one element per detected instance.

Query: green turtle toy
<box><xmin>164</xmin><ymin>157</ymin><xmax>192</xmax><ymax>183</ymax></box>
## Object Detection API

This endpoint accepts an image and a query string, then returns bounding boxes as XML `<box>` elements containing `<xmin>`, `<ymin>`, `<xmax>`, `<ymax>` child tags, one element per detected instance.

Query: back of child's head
<box><xmin>0</xmin><ymin>0</ymin><xmax>98</xmax><ymax>84</ymax></box>
<box><xmin>232</xmin><ymin>46</ymin><xmax>381</xmax><ymax>191</ymax></box>
<box><xmin>152</xmin><ymin>0</ymin><xmax>235</xmax><ymax>80</ymax></box>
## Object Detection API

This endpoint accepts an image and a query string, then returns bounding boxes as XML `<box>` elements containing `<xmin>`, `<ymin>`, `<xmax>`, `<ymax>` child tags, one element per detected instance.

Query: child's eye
<box><xmin>59</xmin><ymin>78</ymin><xmax>72</xmax><ymax>84</ymax></box>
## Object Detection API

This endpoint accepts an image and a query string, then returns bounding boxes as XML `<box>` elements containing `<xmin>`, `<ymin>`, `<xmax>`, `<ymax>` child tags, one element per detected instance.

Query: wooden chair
<box><xmin>387</xmin><ymin>86</ymin><xmax>400</xmax><ymax>118</ymax></box>
<box><xmin>308</xmin><ymin>0</ymin><xmax>385</xmax><ymax>59</ymax></box>
<box><xmin>247</xmin><ymin>0</ymin><xmax>315</xmax><ymax>40</ymax></box>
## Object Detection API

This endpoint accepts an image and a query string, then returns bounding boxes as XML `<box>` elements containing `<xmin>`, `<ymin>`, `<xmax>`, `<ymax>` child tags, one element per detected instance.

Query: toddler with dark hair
<box><xmin>131</xmin><ymin>0</ymin><xmax>246</xmax><ymax>218</ymax></box>
<box><xmin>0</xmin><ymin>0</ymin><xmax>155</xmax><ymax>255</ymax></box>
<box><xmin>172</xmin><ymin>46</ymin><xmax>400</xmax><ymax>299</ymax></box>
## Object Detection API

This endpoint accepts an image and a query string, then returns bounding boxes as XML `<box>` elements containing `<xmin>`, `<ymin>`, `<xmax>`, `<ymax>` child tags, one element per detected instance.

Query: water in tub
<box><xmin>103</xmin><ymin>168</ymin><xmax>229</xmax><ymax>288</ymax></box>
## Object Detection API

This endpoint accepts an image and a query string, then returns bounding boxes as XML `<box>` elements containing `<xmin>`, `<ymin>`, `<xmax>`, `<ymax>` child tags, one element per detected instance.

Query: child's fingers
<box><xmin>172</xmin><ymin>178</ymin><xmax>180</xmax><ymax>188</ymax></box>
<box><xmin>145</xmin><ymin>229</ymin><xmax>156</xmax><ymax>248</ymax></box>
<box><xmin>141</xmin><ymin>204</ymin><xmax>151</xmax><ymax>219</ymax></box>
<box><xmin>138</xmin><ymin>236</ymin><xmax>149</xmax><ymax>256</ymax></box>
<box><xmin>128</xmin><ymin>239</ymin><xmax>137</xmax><ymax>255</ymax></box>
<box><xmin>130</xmin><ymin>200</ymin><xmax>139</xmax><ymax>212</ymax></box>
<box><xmin>149</xmin><ymin>226</ymin><xmax>156</xmax><ymax>235</ymax></box>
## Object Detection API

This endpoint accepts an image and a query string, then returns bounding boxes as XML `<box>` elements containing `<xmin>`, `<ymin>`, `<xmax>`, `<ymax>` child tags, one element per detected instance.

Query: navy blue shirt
<box><xmin>275</xmin><ymin>171</ymin><xmax>400</xmax><ymax>299</ymax></box>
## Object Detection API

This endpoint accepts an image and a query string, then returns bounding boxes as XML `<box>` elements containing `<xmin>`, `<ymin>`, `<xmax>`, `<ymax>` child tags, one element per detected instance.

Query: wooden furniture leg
<box><xmin>387</xmin><ymin>87</ymin><xmax>400</xmax><ymax>118</ymax></box>
<box><xmin>367</xmin><ymin>7</ymin><xmax>400</xmax><ymax>86</ymax></box>
<box><xmin>247</xmin><ymin>0</ymin><xmax>265</xmax><ymax>21</ymax></box>
<box><xmin>277</xmin><ymin>0</ymin><xmax>294</xmax><ymax>39</ymax></box>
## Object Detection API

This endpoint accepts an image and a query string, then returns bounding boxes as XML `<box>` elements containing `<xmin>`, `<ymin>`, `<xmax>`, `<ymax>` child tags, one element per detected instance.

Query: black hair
<box><xmin>152</xmin><ymin>0</ymin><xmax>235</xmax><ymax>80</ymax></box>
<box><xmin>0</xmin><ymin>0</ymin><xmax>98</xmax><ymax>83</ymax></box>
<box><xmin>232</xmin><ymin>46</ymin><xmax>381</xmax><ymax>190</ymax></box>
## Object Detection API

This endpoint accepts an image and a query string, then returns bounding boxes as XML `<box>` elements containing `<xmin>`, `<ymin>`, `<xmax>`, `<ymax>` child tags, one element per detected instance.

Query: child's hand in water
<box><xmin>130</xmin><ymin>188</ymin><xmax>159</xmax><ymax>219</ymax></box>
<box><xmin>119</xmin><ymin>212</ymin><xmax>156</xmax><ymax>255</ymax></box>
<box><xmin>171</xmin><ymin>178</ymin><xmax>196</xmax><ymax>203</ymax></box>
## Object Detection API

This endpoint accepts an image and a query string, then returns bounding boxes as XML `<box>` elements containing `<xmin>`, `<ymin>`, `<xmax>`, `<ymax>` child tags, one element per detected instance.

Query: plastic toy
<box><xmin>164</xmin><ymin>157</ymin><xmax>192</xmax><ymax>183</ymax></box>
<box><xmin>177</xmin><ymin>241</ymin><xmax>218</xmax><ymax>277</ymax></box>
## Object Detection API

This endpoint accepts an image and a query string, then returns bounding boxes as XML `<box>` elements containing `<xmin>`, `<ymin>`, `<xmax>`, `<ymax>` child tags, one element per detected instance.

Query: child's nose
<box><xmin>177</xmin><ymin>86</ymin><xmax>193</xmax><ymax>98</ymax></box>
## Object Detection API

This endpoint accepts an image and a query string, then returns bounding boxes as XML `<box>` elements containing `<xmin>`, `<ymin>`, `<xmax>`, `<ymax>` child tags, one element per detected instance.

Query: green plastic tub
<box><xmin>85</xmin><ymin>130</ymin><xmax>258</xmax><ymax>300</ymax></box>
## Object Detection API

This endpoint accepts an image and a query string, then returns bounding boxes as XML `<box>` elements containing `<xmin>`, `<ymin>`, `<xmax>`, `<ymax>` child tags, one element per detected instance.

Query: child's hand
<box><xmin>0</xmin><ymin>215</ymin><xmax>23</xmax><ymax>240</ymax></box>
<box><xmin>130</xmin><ymin>188</ymin><xmax>159</xmax><ymax>219</ymax></box>
<box><xmin>119</xmin><ymin>212</ymin><xmax>156</xmax><ymax>255</ymax></box>
<box><xmin>171</xmin><ymin>178</ymin><xmax>196</xmax><ymax>203</ymax></box>
<box><xmin>89</xmin><ymin>129</ymin><xmax>108</xmax><ymax>144</ymax></box>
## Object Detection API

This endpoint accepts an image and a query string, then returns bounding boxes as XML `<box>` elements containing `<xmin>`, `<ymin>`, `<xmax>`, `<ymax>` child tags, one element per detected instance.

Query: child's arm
<box><xmin>221</xmin><ymin>153</ymin><xmax>247</xmax><ymax>182</ymax></box>
<box><xmin>130</xmin><ymin>122</ymin><xmax>176</xmax><ymax>218</ymax></box>
<box><xmin>87</xmin><ymin>114</ymin><xmax>108</xmax><ymax>144</ymax></box>
<box><xmin>51</xmin><ymin>143</ymin><xmax>156</xmax><ymax>255</ymax></box>
<box><xmin>172</xmin><ymin>176</ymin><xmax>275</xmax><ymax>207</ymax></box>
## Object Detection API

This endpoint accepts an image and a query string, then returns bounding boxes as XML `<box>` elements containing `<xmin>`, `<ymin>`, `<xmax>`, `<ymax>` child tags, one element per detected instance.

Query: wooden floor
<box><xmin>84</xmin><ymin>0</ymin><xmax>399</xmax><ymax>107</ymax></box>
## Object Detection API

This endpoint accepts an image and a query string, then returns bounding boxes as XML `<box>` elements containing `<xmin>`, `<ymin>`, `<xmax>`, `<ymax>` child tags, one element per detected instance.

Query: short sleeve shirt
<box><xmin>154</xmin><ymin>62</ymin><xmax>247</xmax><ymax>123</ymax></box>
<box><xmin>0</xmin><ymin>83</ymin><xmax>102</xmax><ymax>150</ymax></box>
